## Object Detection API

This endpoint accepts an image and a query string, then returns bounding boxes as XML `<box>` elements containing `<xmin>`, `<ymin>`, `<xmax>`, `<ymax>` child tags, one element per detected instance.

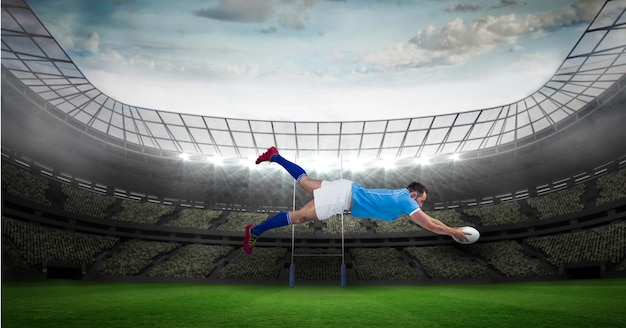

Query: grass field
<box><xmin>2</xmin><ymin>278</ymin><xmax>626</xmax><ymax>328</ymax></box>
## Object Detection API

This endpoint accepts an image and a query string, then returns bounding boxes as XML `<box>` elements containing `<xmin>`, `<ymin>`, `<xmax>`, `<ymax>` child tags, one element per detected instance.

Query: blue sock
<box><xmin>251</xmin><ymin>212</ymin><xmax>292</xmax><ymax>237</ymax></box>
<box><xmin>272</xmin><ymin>154</ymin><xmax>307</xmax><ymax>182</ymax></box>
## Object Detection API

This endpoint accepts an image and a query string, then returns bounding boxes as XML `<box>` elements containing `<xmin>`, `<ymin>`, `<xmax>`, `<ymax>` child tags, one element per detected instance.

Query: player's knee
<box><xmin>298</xmin><ymin>177</ymin><xmax>322</xmax><ymax>194</ymax></box>
<box><xmin>291</xmin><ymin>215</ymin><xmax>313</xmax><ymax>225</ymax></box>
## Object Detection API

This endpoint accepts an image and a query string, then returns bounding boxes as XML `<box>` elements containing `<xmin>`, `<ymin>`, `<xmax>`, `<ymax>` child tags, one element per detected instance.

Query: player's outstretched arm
<box><xmin>409</xmin><ymin>210</ymin><xmax>469</xmax><ymax>242</ymax></box>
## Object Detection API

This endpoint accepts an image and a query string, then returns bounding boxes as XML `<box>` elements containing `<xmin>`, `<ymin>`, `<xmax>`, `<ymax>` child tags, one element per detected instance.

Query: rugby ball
<box><xmin>453</xmin><ymin>226</ymin><xmax>480</xmax><ymax>244</ymax></box>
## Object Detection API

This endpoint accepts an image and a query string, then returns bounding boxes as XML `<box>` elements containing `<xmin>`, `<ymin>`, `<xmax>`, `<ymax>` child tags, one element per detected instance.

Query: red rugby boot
<box><xmin>243</xmin><ymin>224</ymin><xmax>258</xmax><ymax>255</ymax></box>
<box><xmin>255</xmin><ymin>146</ymin><xmax>279</xmax><ymax>164</ymax></box>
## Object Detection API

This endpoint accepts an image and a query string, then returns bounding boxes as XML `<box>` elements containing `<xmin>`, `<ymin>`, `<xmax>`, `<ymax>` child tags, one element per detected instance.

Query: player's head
<box><xmin>407</xmin><ymin>182</ymin><xmax>427</xmax><ymax>207</ymax></box>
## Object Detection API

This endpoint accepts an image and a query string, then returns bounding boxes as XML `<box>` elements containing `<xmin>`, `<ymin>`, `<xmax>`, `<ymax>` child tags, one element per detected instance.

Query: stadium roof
<box><xmin>18</xmin><ymin>0</ymin><xmax>611</xmax><ymax>122</ymax></box>
<box><xmin>1</xmin><ymin>0</ymin><xmax>626</xmax><ymax>169</ymax></box>
<box><xmin>2</xmin><ymin>1</ymin><xmax>626</xmax><ymax>169</ymax></box>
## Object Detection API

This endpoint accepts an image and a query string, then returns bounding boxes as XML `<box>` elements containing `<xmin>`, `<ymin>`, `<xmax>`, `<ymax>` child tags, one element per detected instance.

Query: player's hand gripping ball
<box><xmin>453</xmin><ymin>226</ymin><xmax>480</xmax><ymax>244</ymax></box>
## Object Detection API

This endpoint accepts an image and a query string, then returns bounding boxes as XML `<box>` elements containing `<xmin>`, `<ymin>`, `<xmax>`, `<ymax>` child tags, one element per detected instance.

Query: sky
<box><xmin>26</xmin><ymin>0</ymin><xmax>605</xmax><ymax>121</ymax></box>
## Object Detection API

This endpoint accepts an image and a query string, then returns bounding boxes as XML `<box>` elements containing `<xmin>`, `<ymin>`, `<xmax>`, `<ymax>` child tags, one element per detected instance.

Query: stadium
<box><xmin>2</xmin><ymin>0</ymin><xmax>626</xmax><ymax>327</ymax></box>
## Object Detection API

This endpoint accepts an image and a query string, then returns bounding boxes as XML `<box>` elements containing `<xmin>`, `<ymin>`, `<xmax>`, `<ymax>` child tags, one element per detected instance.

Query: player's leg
<box><xmin>244</xmin><ymin>200</ymin><xmax>318</xmax><ymax>255</ymax></box>
<box><xmin>255</xmin><ymin>146</ymin><xmax>322</xmax><ymax>195</ymax></box>
<box><xmin>297</xmin><ymin>176</ymin><xmax>322</xmax><ymax>195</ymax></box>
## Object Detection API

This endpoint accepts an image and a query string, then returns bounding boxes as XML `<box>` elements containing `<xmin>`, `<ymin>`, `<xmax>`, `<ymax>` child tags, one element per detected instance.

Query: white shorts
<box><xmin>313</xmin><ymin>179</ymin><xmax>353</xmax><ymax>220</ymax></box>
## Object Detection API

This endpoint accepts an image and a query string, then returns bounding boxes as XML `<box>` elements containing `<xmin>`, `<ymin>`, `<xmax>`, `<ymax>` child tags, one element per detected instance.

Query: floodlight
<box><xmin>346</xmin><ymin>158</ymin><xmax>365</xmax><ymax>172</ymax></box>
<box><xmin>206</xmin><ymin>156</ymin><xmax>223</xmax><ymax>165</ymax></box>
<box><xmin>416</xmin><ymin>156</ymin><xmax>430</xmax><ymax>165</ymax></box>
<box><xmin>314</xmin><ymin>157</ymin><xmax>337</xmax><ymax>172</ymax></box>
<box><xmin>376</xmin><ymin>159</ymin><xmax>396</xmax><ymax>170</ymax></box>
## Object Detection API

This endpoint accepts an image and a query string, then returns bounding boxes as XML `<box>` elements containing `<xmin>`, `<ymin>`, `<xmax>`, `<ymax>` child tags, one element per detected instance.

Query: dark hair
<box><xmin>407</xmin><ymin>182</ymin><xmax>427</xmax><ymax>196</ymax></box>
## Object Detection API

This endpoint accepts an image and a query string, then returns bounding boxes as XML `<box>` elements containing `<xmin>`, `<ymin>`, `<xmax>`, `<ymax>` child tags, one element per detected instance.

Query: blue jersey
<box><xmin>350</xmin><ymin>183</ymin><xmax>420</xmax><ymax>221</ymax></box>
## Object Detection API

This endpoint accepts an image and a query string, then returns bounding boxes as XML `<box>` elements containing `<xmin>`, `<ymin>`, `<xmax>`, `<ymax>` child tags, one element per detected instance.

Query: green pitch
<box><xmin>2</xmin><ymin>278</ymin><xmax>625</xmax><ymax>327</ymax></box>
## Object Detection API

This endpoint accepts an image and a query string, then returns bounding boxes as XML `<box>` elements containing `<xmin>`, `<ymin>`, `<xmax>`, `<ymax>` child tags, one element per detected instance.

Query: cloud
<box><xmin>508</xmin><ymin>52</ymin><xmax>561</xmax><ymax>85</ymax></box>
<box><xmin>194</xmin><ymin>0</ymin><xmax>277</xmax><ymax>23</ymax></box>
<box><xmin>194</xmin><ymin>0</ymin><xmax>338</xmax><ymax>31</ymax></box>
<box><xmin>491</xmin><ymin>0</ymin><xmax>519</xmax><ymax>10</ymax></box>
<box><xmin>444</xmin><ymin>0</ymin><xmax>519</xmax><ymax>13</ymax></box>
<box><xmin>260</xmin><ymin>26</ymin><xmax>278</xmax><ymax>33</ymax></box>
<box><xmin>364</xmin><ymin>0</ymin><xmax>602</xmax><ymax>70</ymax></box>
<box><xmin>531</xmin><ymin>0</ymin><xmax>600</xmax><ymax>29</ymax></box>
<box><xmin>225</xmin><ymin>63</ymin><xmax>261</xmax><ymax>77</ymax></box>
<box><xmin>276</xmin><ymin>0</ymin><xmax>318</xmax><ymax>30</ymax></box>
<box><xmin>69</xmin><ymin>31</ymin><xmax>100</xmax><ymax>55</ymax></box>
<box><xmin>445</xmin><ymin>2</ymin><xmax>485</xmax><ymax>13</ymax></box>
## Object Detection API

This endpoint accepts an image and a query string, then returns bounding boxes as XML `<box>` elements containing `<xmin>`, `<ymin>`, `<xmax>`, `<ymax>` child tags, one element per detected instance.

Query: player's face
<box><xmin>415</xmin><ymin>192</ymin><xmax>427</xmax><ymax>208</ymax></box>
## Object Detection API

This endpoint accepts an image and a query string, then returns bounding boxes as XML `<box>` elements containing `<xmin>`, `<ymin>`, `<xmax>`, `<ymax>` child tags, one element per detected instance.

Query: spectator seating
<box><xmin>2</xmin><ymin>163</ymin><xmax>52</xmax><ymax>206</ymax></box>
<box><xmin>429</xmin><ymin>209</ymin><xmax>470</xmax><ymax>227</ymax></box>
<box><xmin>464</xmin><ymin>201</ymin><xmax>529</xmax><ymax>226</ymax></box>
<box><xmin>350</xmin><ymin>248</ymin><xmax>418</xmax><ymax>280</ymax></box>
<box><xmin>525</xmin><ymin>222</ymin><xmax>626</xmax><ymax>267</ymax></box>
<box><xmin>405</xmin><ymin>245</ymin><xmax>498</xmax><ymax>279</ymax></box>
<box><xmin>111</xmin><ymin>199</ymin><xmax>175</xmax><ymax>224</ymax></box>
<box><xmin>94</xmin><ymin>240</ymin><xmax>178</xmax><ymax>276</ymax></box>
<box><xmin>218</xmin><ymin>247</ymin><xmax>286</xmax><ymax>280</ymax></box>
<box><xmin>2</xmin><ymin>239</ymin><xmax>35</xmax><ymax>272</ymax></box>
<box><xmin>292</xmin><ymin>248</ymin><xmax>343</xmax><ymax>280</ymax></box>
<box><xmin>526</xmin><ymin>184</ymin><xmax>586</xmax><ymax>219</ymax></box>
<box><xmin>164</xmin><ymin>208</ymin><xmax>222</xmax><ymax>229</ymax></box>
<box><xmin>466</xmin><ymin>241</ymin><xmax>553</xmax><ymax>277</ymax></box>
<box><xmin>272</xmin><ymin>221</ymin><xmax>316</xmax><ymax>234</ymax></box>
<box><xmin>595</xmin><ymin>167</ymin><xmax>626</xmax><ymax>206</ymax></box>
<box><xmin>147</xmin><ymin>244</ymin><xmax>232</xmax><ymax>278</ymax></box>
<box><xmin>216</xmin><ymin>211</ymin><xmax>269</xmax><ymax>232</ymax></box>
<box><xmin>321</xmin><ymin>214</ymin><xmax>367</xmax><ymax>234</ymax></box>
<box><xmin>61</xmin><ymin>184</ymin><xmax>115</xmax><ymax>219</ymax></box>
<box><xmin>2</xmin><ymin>217</ymin><xmax>118</xmax><ymax>266</ymax></box>
<box><xmin>216</xmin><ymin>211</ymin><xmax>315</xmax><ymax>234</ymax></box>
<box><xmin>372</xmin><ymin>215</ymin><xmax>422</xmax><ymax>233</ymax></box>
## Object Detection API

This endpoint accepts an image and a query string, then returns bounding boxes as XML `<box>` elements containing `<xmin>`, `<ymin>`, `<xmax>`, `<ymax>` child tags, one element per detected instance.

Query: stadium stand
<box><xmin>526</xmin><ymin>184</ymin><xmax>586</xmax><ymax>220</ymax></box>
<box><xmin>525</xmin><ymin>222</ymin><xmax>626</xmax><ymax>268</ymax></box>
<box><xmin>464</xmin><ymin>201</ymin><xmax>530</xmax><ymax>226</ymax></box>
<box><xmin>350</xmin><ymin>248</ymin><xmax>418</xmax><ymax>280</ymax></box>
<box><xmin>112</xmin><ymin>200</ymin><xmax>176</xmax><ymax>224</ymax></box>
<box><xmin>2</xmin><ymin>163</ymin><xmax>52</xmax><ymax>206</ymax></box>
<box><xmin>371</xmin><ymin>215</ymin><xmax>422</xmax><ymax>233</ymax></box>
<box><xmin>2</xmin><ymin>217</ymin><xmax>118</xmax><ymax>266</ymax></box>
<box><xmin>216</xmin><ymin>211</ymin><xmax>269</xmax><ymax>232</ymax></box>
<box><xmin>147</xmin><ymin>244</ymin><xmax>232</xmax><ymax>278</ymax></box>
<box><xmin>428</xmin><ymin>209</ymin><xmax>471</xmax><ymax>227</ymax></box>
<box><xmin>272</xmin><ymin>221</ymin><xmax>316</xmax><ymax>234</ymax></box>
<box><xmin>61</xmin><ymin>184</ymin><xmax>115</xmax><ymax>219</ymax></box>
<box><xmin>217</xmin><ymin>248</ymin><xmax>286</xmax><ymax>280</ymax></box>
<box><xmin>1</xmin><ymin>138</ymin><xmax>625</xmax><ymax>283</ymax></box>
<box><xmin>2</xmin><ymin>239</ymin><xmax>36</xmax><ymax>272</ymax></box>
<box><xmin>164</xmin><ymin>208</ymin><xmax>222</xmax><ymax>229</ymax></box>
<box><xmin>321</xmin><ymin>214</ymin><xmax>367</xmax><ymax>234</ymax></box>
<box><xmin>405</xmin><ymin>245</ymin><xmax>499</xmax><ymax>280</ymax></box>
<box><xmin>94</xmin><ymin>240</ymin><xmax>178</xmax><ymax>276</ymax></box>
<box><xmin>466</xmin><ymin>241</ymin><xmax>554</xmax><ymax>277</ymax></box>
<box><xmin>291</xmin><ymin>248</ymin><xmax>343</xmax><ymax>280</ymax></box>
<box><xmin>595</xmin><ymin>167</ymin><xmax>626</xmax><ymax>206</ymax></box>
